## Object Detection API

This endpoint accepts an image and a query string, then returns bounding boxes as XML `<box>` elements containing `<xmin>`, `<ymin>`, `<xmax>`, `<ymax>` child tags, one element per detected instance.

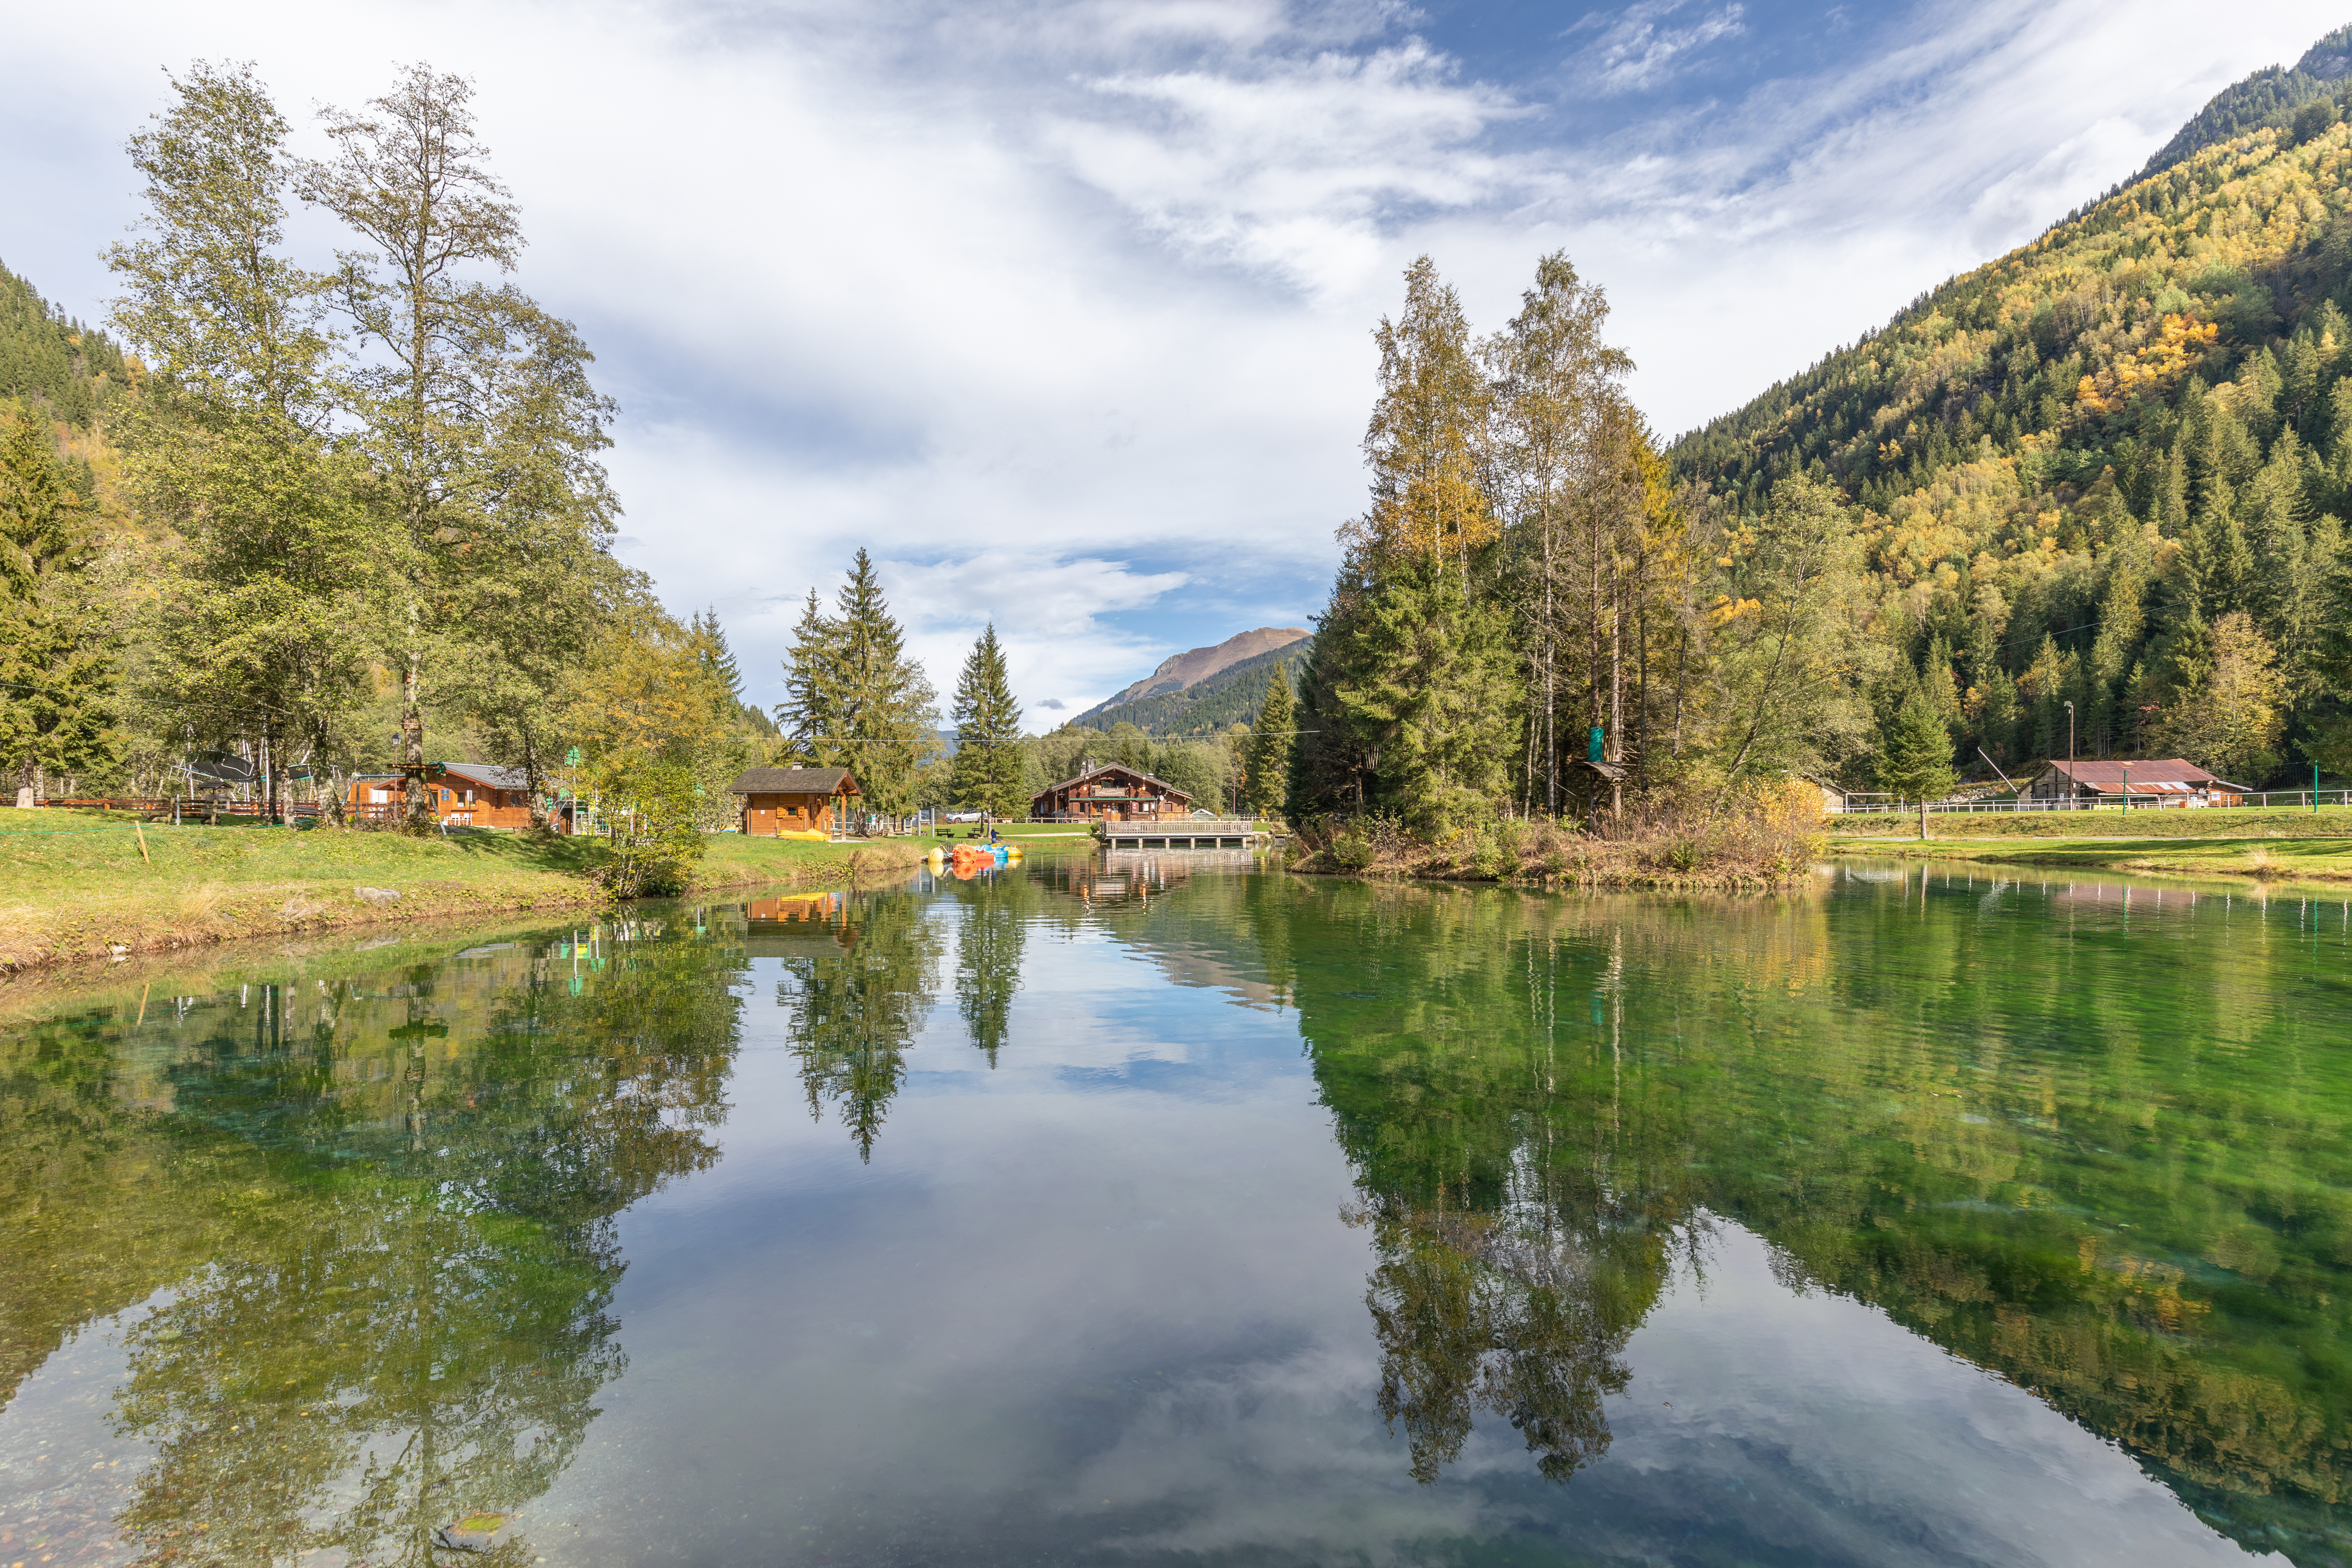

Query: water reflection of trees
<box><xmin>1268</xmin><ymin>871</ymin><xmax>2352</xmax><ymax>1554</ymax></box>
<box><xmin>949</xmin><ymin>874</ymin><xmax>1036</xmax><ymax>1066</ymax></box>
<box><xmin>775</xmin><ymin>893</ymin><xmax>943</xmax><ymax>1159</ymax></box>
<box><xmin>0</xmin><ymin>917</ymin><xmax>746</xmax><ymax>1566</ymax></box>
<box><xmin>1350</xmin><ymin>1195</ymin><xmax>1680</xmax><ymax>1483</ymax></box>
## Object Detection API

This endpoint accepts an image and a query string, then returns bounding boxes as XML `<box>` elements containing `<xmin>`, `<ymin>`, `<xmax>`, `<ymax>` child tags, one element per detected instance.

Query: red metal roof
<box><xmin>2039</xmin><ymin>759</ymin><xmax>2247</xmax><ymax>791</ymax></box>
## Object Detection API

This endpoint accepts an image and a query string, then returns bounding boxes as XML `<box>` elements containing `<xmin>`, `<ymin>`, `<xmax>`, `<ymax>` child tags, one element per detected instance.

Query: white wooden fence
<box><xmin>1833</xmin><ymin>790</ymin><xmax>2352</xmax><ymax>817</ymax></box>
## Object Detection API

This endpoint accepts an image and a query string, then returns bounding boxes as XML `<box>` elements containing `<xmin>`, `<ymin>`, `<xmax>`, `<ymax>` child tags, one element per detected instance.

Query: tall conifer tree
<box><xmin>780</xmin><ymin>551</ymin><xmax>937</xmax><ymax>820</ymax></box>
<box><xmin>948</xmin><ymin>623</ymin><xmax>1024</xmax><ymax>820</ymax></box>
<box><xmin>1244</xmin><ymin>669</ymin><xmax>1294</xmax><ymax>820</ymax></box>
<box><xmin>0</xmin><ymin>405</ymin><xmax>118</xmax><ymax>805</ymax></box>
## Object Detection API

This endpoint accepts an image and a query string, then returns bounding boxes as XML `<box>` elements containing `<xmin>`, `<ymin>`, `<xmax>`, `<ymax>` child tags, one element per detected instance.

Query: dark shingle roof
<box><xmin>730</xmin><ymin>766</ymin><xmax>860</xmax><ymax>796</ymax></box>
<box><xmin>440</xmin><ymin>762</ymin><xmax>532</xmax><ymax>791</ymax></box>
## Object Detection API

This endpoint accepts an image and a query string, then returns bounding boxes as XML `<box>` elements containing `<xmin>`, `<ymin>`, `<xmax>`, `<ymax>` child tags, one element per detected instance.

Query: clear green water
<box><xmin>2</xmin><ymin>856</ymin><xmax>2348</xmax><ymax>1567</ymax></box>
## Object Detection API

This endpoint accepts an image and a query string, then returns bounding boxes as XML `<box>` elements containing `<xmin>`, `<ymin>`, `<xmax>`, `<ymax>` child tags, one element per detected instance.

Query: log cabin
<box><xmin>730</xmin><ymin>766</ymin><xmax>861</xmax><ymax>837</ymax></box>
<box><xmin>1029</xmin><ymin>761</ymin><xmax>1193</xmax><ymax>821</ymax></box>
<box><xmin>347</xmin><ymin>763</ymin><xmax>544</xmax><ymax>828</ymax></box>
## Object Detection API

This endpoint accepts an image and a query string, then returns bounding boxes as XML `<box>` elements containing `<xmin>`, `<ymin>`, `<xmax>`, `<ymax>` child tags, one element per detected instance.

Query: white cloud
<box><xmin>1055</xmin><ymin>40</ymin><xmax>1518</xmax><ymax>294</ymax></box>
<box><xmin>885</xmin><ymin>551</ymin><xmax>1191</xmax><ymax>717</ymax></box>
<box><xmin>0</xmin><ymin>0</ymin><xmax>2331</xmax><ymax>722</ymax></box>
<box><xmin>1577</xmin><ymin>1</ymin><xmax>1748</xmax><ymax>96</ymax></box>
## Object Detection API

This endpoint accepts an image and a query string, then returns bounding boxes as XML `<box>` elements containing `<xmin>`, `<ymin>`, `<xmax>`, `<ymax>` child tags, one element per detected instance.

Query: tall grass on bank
<box><xmin>0</xmin><ymin>811</ymin><xmax>927</xmax><ymax>973</ymax></box>
<box><xmin>1288</xmin><ymin>780</ymin><xmax>1826</xmax><ymax>888</ymax></box>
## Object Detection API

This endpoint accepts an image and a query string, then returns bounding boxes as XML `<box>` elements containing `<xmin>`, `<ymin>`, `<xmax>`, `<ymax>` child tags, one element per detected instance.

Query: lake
<box><xmin>1</xmin><ymin>853</ymin><xmax>2348</xmax><ymax>1567</ymax></box>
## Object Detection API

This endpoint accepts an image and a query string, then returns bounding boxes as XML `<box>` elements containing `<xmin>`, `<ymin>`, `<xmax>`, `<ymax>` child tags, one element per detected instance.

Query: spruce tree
<box><xmin>956</xmin><ymin>881</ymin><xmax>1028</xmax><ymax>1066</ymax></box>
<box><xmin>948</xmin><ymin>623</ymin><xmax>1025</xmax><ymax>819</ymax></box>
<box><xmin>819</xmin><ymin>550</ymin><xmax>938</xmax><ymax>821</ymax></box>
<box><xmin>1877</xmin><ymin>689</ymin><xmax>1958</xmax><ymax>840</ymax></box>
<box><xmin>690</xmin><ymin>607</ymin><xmax>745</xmax><ymax>701</ymax></box>
<box><xmin>777</xmin><ymin>588</ymin><xmax>840</xmax><ymax>766</ymax></box>
<box><xmin>1244</xmin><ymin>668</ymin><xmax>1294</xmax><ymax>820</ymax></box>
<box><xmin>0</xmin><ymin>405</ymin><xmax>118</xmax><ymax>804</ymax></box>
<box><xmin>1334</xmin><ymin>553</ymin><xmax>1518</xmax><ymax>834</ymax></box>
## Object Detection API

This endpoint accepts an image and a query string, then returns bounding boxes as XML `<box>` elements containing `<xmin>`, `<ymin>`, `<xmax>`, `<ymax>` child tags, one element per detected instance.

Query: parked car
<box><xmin>943</xmin><ymin>810</ymin><xmax>984</xmax><ymax>823</ymax></box>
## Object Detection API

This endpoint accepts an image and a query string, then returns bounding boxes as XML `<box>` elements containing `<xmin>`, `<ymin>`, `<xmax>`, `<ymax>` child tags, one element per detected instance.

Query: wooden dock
<box><xmin>1100</xmin><ymin>818</ymin><xmax>1262</xmax><ymax>849</ymax></box>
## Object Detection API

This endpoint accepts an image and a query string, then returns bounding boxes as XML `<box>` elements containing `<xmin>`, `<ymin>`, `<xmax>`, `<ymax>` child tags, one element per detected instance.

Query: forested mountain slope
<box><xmin>1076</xmin><ymin>638</ymin><xmax>1309</xmax><ymax>737</ymax></box>
<box><xmin>1671</xmin><ymin>33</ymin><xmax>2352</xmax><ymax>776</ymax></box>
<box><xmin>0</xmin><ymin>260</ymin><xmax>135</xmax><ymax>511</ymax></box>
<box><xmin>2135</xmin><ymin>26</ymin><xmax>2352</xmax><ymax>183</ymax></box>
<box><xmin>0</xmin><ymin>260</ymin><xmax>131</xmax><ymax>429</ymax></box>
<box><xmin>1076</xmin><ymin>627</ymin><xmax>1307</xmax><ymax>723</ymax></box>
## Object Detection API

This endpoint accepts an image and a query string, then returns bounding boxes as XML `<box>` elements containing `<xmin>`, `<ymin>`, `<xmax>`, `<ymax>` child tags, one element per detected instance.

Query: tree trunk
<box><xmin>401</xmin><ymin>638</ymin><xmax>430</xmax><ymax>831</ymax></box>
<box><xmin>1636</xmin><ymin>606</ymin><xmax>1649</xmax><ymax>790</ymax></box>
<box><xmin>525</xmin><ymin>734</ymin><xmax>550</xmax><ymax>834</ymax></box>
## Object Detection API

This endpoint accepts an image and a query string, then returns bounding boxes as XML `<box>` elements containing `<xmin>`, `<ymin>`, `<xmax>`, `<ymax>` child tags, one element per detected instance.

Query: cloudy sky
<box><xmin>2</xmin><ymin>0</ymin><xmax>2334</xmax><ymax>719</ymax></box>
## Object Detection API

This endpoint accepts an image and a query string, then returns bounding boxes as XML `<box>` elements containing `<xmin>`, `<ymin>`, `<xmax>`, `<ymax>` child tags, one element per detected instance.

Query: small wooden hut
<box><xmin>730</xmin><ymin>766</ymin><xmax>861</xmax><ymax>837</ymax></box>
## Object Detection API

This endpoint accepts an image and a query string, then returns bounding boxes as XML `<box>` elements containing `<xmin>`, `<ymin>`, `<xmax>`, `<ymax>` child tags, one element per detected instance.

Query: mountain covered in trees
<box><xmin>1079</xmin><ymin>626</ymin><xmax>1308</xmax><ymax>719</ymax></box>
<box><xmin>1665</xmin><ymin>24</ymin><xmax>2352</xmax><ymax>787</ymax></box>
<box><xmin>1076</xmin><ymin>634</ymin><xmax>1311</xmax><ymax>737</ymax></box>
<box><xmin>2136</xmin><ymin>26</ymin><xmax>2352</xmax><ymax>183</ymax></box>
<box><xmin>1284</xmin><ymin>25</ymin><xmax>2352</xmax><ymax>849</ymax></box>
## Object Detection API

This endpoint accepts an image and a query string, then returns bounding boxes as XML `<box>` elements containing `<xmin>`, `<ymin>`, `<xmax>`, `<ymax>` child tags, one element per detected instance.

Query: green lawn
<box><xmin>1827</xmin><ymin>805</ymin><xmax>2352</xmax><ymax>840</ymax></box>
<box><xmin>0</xmin><ymin>811</ymin><xmax>923</xmax><ymax>973</ymax></box>
<box><xmin>1835</xmin><ymin>830</ymin><xmax>2352</xmax><ymax>887</ymax></box>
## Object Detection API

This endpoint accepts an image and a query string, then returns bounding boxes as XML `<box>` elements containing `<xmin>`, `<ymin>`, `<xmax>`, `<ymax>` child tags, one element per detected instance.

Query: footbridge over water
<box><xmin>1099</xmin><ymin>818</ymin><xmax>1264</xmax><ymax>850</ymax></box>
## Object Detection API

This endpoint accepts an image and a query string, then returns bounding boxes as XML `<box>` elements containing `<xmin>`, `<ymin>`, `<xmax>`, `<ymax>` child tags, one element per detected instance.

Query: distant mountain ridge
<box><xmin>1076</xmin><ymin>627</ymin><xmax>1308</xmax><ymax>725</ymax></box>
<box><xmin>2132</xmin><ymin>25</ymin><xmax>2352</xmax><ymax>183</ymax></box>
<box><xmin>1074</xmin><ymin>634</ymin><xmax>1310</xmax><ymax>737</ymax></box>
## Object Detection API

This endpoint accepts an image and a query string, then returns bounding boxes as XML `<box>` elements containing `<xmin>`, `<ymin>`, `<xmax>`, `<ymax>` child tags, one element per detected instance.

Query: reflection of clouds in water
<box><xmin>1067</xmin><ymin>1342</ymin><xmax>1518</xmax><ymax>1562</ymax></box>
<box><xmin>1576</xmin><ymin>1224</ymin><xmax>2251</xmax><ymax>1568</ymax></box>
<box><xmin>1030</xmin><ymin>1219</ymin><xmax>2254</xmax><ymax>1567</ymax></box>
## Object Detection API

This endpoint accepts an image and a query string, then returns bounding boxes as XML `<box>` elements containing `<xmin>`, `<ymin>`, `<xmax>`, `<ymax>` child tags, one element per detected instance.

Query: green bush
<box><xmin>582</xmin><ymin>755</ymin><xmax>707</xmax><ymax>898</ymax></box>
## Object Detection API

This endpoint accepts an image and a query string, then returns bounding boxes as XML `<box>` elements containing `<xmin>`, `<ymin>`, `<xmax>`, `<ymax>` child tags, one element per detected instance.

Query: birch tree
<box><xmin>300</xmin><ymin>65</ymin><xmax>615</xmax><ymax>829</ymax></box>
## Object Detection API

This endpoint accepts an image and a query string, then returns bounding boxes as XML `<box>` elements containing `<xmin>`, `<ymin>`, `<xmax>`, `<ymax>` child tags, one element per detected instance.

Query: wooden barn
<box><xmin>2025</xmin><ymin>758</ymin><xmax>2247</xmax><ymax>806</ymax></box>
<box><xmin>731</xmin><ymin>766</ymin><xmax>861</xmax><ymax>837</ymax></box>
<box><xmin>1030</xmin><ymin>761</ymin><xmax>1193</xmax><ymax>822</ymax></box>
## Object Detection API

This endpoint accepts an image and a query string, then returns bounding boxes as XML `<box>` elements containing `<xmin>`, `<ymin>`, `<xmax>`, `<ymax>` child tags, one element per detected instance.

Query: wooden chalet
<box><xmin>1031</xmin><ymin>761</ymin><xmax>1193</xmax><ymax>822</ymax></box>
<box><xmin>731</xmin><ymin>766</ymin><xmax>861</xmax><ymax>836</ymax></box>
<box><xmin>347</xmin><ymin>763</ymin><xmax>544</xmax><ymax>828</ymax></box>
<box><xmin>2025</xmin><ymin>758</ymin><xmax>2247</xmax><ymax>806</ymax></box>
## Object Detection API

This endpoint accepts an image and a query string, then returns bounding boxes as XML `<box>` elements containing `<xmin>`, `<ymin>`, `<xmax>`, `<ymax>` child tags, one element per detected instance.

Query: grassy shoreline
<box><xmin>1828</xmin><ymin>831</ymin><xmax>2352</xmax><ymax>886</ymax></box>
<box><xmin>0</xmin><ymin>810</ymin><xmax>927</xmax><ymax>975</ymax></box>
<box><xmin>1826</xmin><ymin>805</ymin><xmax>2352</xmax><ymax>841</ymax></box>
<box><xmin>1283</xmin><ymin>817</ymin><xmax>1819</xmax><ymax>890</ymax></box>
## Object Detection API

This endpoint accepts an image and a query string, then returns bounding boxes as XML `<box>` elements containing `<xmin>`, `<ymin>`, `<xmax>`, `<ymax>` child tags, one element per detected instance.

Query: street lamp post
<box><xmin>2063</xmin><ymin>701</ymin><xmax>2075</xmax><ymax>811</ymax></box>
<box><xmin>2120</xmin><ymin>757</ymin><xmax>2132</xmax><ymax>814</ymax></box>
